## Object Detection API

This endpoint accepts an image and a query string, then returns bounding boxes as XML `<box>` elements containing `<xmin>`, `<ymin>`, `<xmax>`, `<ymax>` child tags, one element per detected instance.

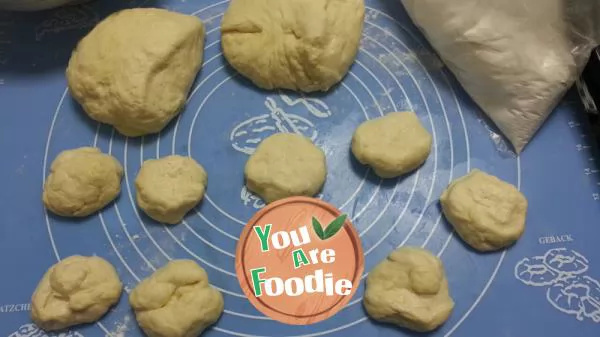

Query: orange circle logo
<box><xmin>235</xmin><ymin>196</ymin><xmax>364</xmax><ymax>325</ymax></box>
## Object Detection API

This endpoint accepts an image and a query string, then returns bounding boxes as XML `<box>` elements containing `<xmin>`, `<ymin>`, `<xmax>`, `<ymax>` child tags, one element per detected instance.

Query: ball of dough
<box><xmin>129</xmin><ymin>260</ymin><xmax>224</xmax><ymax>337</ymax></box>
<box><xmin>245</xmin><ymin>133</ymin><xmax>327</xmax><ymax>203</ymax></box>
<box><xmin>440</xmin><ymin>169</ymin><xmax>528</xmax><ymax>252</ymax></box>
<box><xmin>43</xmin><ymin>147</ymin><xmax>123</xmax><ymax>217</ymax></box>
<box><xmin>31</xmin><ymin>255</ymin><xmax>123</xmax><ymax>331</ymax></box>
<box><xmin>221</xmin><ymin>0</ymin><xmax>365</xmax><ymax>92</ymax></box>
<box><xmin>135</xmin><ymin>155</ymin><xmax>208</xmax><ymax>225</ymax></box>
<box><xmin>364</xmin><ymin>247</ymin><xmax>454</xmax><ymax>332</ymax></box>
<box><xmin>351</xmin><ymin>112</ymin><xmax>432</xmax><ymax>178</ymax></box>
<box><xmin>66</xmin><ymin>8</ymin><xmax>205</xmax><ymax>137</ymax></box>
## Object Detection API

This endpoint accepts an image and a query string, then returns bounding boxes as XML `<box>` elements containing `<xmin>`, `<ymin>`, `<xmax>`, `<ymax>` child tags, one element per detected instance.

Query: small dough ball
<box><xmin>66</xmin><ymin>8</ymin><xmax>205</xmax><ymax>137</ymax></box>
<box><xmin>135</xmin><ymin>155</ymin><xmax>208</xmax><ymax>225</ymax></box>
<box><xmin>351</xmin><ymin>112</ymin><xmax>432</xmax><ymax>178</ymax></box>
<box><xmin>31</xmin><ymin>255</ymin><xmax>123</xmax><ymax>331</ymax></box>
<box><xmin>245</xmin><ymin>133</ymin><xmax>326</xmax><ymax>203</ymax></box>
<box><xmin>221</xmin><ymin>0</ymin><xmax>365</xmax><ymax>92</ymax></box>
<box><xmin>364</xmin><ymin>247</ymin><xmax>454</xmax><ymax>332</ymax></box>
<box><xmin>440</xmin><ymin>169</ymin><xmax>528</xmax><ymax>252</ymax></box>
<box><xmin>43</xmin><ymin>147</ymin><xmax>123</xmax><ymax>217</ymax></box>
<box><xmin>130</xmin><ymin>260</ymin><xmax>224</xmax><ymax>337</ymax></box>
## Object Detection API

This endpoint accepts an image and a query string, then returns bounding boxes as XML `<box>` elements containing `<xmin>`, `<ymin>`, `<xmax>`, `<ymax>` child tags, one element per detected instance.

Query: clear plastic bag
<box><xmin>401</xmin><ymin>0</ymin><xmax>600</xmax><ymax>153</ymax></box>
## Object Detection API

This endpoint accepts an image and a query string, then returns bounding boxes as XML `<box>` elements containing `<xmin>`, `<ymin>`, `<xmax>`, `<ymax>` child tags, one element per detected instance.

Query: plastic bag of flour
<box><xmin>401</xmin><ymin>0</ymin><xmax>600</xmax><ymax>153</ymax></box>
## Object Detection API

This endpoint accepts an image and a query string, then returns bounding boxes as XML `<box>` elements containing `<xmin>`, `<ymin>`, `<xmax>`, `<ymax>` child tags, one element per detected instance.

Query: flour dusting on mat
<box><xmin>109</xmin><ymin>315</ymin><xmax>133</xmax><ymax>337</ymax></box>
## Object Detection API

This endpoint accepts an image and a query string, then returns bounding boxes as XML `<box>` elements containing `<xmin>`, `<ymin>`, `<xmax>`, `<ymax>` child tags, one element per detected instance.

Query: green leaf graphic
<box><xmin>323</xmin><ymin>214</ymin><xmax>348</xmax><ymax>240</ymax></box>
<box><xmin>312</xmin><ymin>217</ymin><xmax>325</xmax><ymax>240</ymax></box>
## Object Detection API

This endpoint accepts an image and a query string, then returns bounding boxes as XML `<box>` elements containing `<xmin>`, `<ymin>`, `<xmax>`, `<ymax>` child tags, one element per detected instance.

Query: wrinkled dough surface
<box><xmin>364</xmin><ymin>247</ymin><xmax>454</xmax><ymax>332</ymax></box>
<box><xmin>31</xmin><ymin>256</ymin><xmax>123</xmax><ymax>331</ymax></box>
<box><xmin>135</xmin><ymin>155</ymin><xmax>208</xmax><ymax>225</ymax></box>
<box><xmin>43</xmin><ymin>147</ymin><xmax>123</xmax><ymax>217</ymax></box>
<box><xmin>221</xmin><ymin>0</ymin><xmax>364</xmax><ymax>92</ymax></box>
<box><xmin>352</xmin><ymin>112</ymin><xmax>432</xmax><ymax>178</ymax></box>
<box><xmin>129</xmin><ymin>260</ymin><xmax>224</xmax><ymax>337</ymax></box>
<box><xmin>244</xmin><ymin>133</ymin><xmax>327</xmax><ymax>203</ymax></box>
<box><xmin>440</xmin><ymin>169</ymin><xmax>528</xmax><ymax>251</ymax></box>
<box><xmin>66</xmin><ymin>8</ymin><xmax>205</xmax><ymax>137</ymax></box>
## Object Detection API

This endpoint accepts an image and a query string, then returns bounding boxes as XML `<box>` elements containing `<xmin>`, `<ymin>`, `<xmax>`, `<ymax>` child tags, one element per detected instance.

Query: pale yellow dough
<box><xmin>135</xmin><ymin>155</ymin><xmax>208</xmax><ymax>225</ymax></box>
<box><xmin>244</xmin><ymin>133</ymin><xmax>327</xmax><ymax>203</ymax></box>
<box><xmin>440</xmin><ymin>169</ymin><xmax>528</xmax><ymax>252</ymax></box>
<box><xmin>351</xmin><ymin>112</ymin><xmax>432</xmax><ymax>178</ymax></box>
<box><xmin>43</xmin><ymin>147</ymin><xmax>123</xmax><ymax>217</ymax></box>
<box><xmin>130</xmin><ymin>260</ymin><xmax>224</xmax><ymax>337</ymax></box>
<box><xmin>66</xmin><ymin>8</ymin><xmax>205</xmax><ymax>137</ymax></box>
<box><xmin>364</xmin><ymin>247</ymin><xmax>454</xmax><ymax>332</ymax></box>
<box><xmin>221</xmin><ymin>0</ymin><xmax>365</xmax><ymax>92</ymax></box>
<box><xmin>31</xmin><ymin>255</ymin><xmax>123</xmax><ymax>331</ymax></box>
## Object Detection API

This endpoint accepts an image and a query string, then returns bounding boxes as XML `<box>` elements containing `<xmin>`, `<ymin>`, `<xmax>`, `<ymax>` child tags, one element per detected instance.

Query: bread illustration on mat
<box><xmin>9</xmin><ymin>323</ymin><xmax>83</xmax><ymax>337</ymax></box>
<box><xmin>230</xmin><ymin>94</ymin><xmax>331</xmax><ymax>155</ymax></box>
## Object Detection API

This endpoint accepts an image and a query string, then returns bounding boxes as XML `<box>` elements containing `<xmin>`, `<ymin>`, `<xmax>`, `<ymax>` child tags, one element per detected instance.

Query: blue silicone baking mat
<box><xmin>1</xmin><ymin>0</ymin><xmax>600</xmax><ymax>336</ymax></box>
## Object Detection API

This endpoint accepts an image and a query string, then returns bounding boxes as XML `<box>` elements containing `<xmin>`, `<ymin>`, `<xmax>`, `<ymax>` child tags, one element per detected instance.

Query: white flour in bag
<box><xmin>401</xmin><ymin>0</ymin><xmax>598</xmax><ymax>153</ymax></box>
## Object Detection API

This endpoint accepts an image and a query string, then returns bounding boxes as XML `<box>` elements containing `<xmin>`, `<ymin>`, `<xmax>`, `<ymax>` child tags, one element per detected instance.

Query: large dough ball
<box><xmin>440</xmin><ymin>169</ymin><xmax>528</xmax><ymax>252</ymax></box>
<box><xmin>130</xmin><ymin>260</ymin><xmax>224</xmax><ymax>337</ymax></box>
<box><xmin>66</xmin><ymin>8</ymin><xmax>205</xmax><ymax>137</ymax></box>
<box><xmin>221</xmin><ymin>0</ymin><xmax>365</xmax><ymax>92</ymax></box>
<box><xmin>135</xmin><ymin>155</ymin><xmax>208</xmax><ymax>225</ymax></box>
<box><xmin>31</xmin><ymin>255</ymin><xmax>123</xmax><ymax>331</ymax></box>
<box><xmin>43</xmin><ymin>147</ymin><xmax>123</xmax><ymax>217</ymax></box>
<box><xmin>364</xmin><ymin>247</ymin><xmax>454</xmax><ymax>332</ymax></box>
<box><xmin>352</xmin><ymin>112</ymin><xmax>432</xmax><ymax>178</ymax></box>
<box><xmin>245</xmin><ymin>133</ymin><xmax>327</xmax><ymax>203</ymax></box>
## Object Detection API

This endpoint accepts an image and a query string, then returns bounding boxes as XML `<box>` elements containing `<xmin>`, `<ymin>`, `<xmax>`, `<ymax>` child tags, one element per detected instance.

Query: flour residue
<box><xmin>107</xmin><ymin>314</ymin><xmax>134</xmax><ymax>337</ymax></box>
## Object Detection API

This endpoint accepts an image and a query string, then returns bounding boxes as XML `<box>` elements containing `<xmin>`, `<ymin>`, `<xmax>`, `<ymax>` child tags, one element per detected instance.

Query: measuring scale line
<box><xmin>182</xmin><ymin>50</ymin><xmax>415</xmax><ymax>249</ymax></box>
<box><xmin>294</xmin><ymin>13</ymin><xmax>451</xmax><ymax>318</ymax></box>
<box><xmin>339</xmin><ymin>8</ymin><xmax>489</xmax><ymax>336</ymax></box>
<box><xmin>177</xmin><ymin>8</ymin><xmax>425</xmax><ymax>234</ymax></box>
<box><xmin>361</xmin><ymin>20</ymin><xmax>446</xmax><ymax>252</ymax></box>
<box><xmin>184</xmin><ymin>53</ymin><xmax>385</xmax><ymax>229</ymax></box>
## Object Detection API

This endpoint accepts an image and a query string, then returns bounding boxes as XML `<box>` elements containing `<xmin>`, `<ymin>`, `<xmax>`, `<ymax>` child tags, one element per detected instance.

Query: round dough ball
<box><xmin>31</xmin><ymin>255</ymin><xmax>123</xmax><ymax>331</ymax></box>
<box><xmin>351</xmin><ymin>112</ymin><xmax>432</xmax><ymax>178</ymax></box>
<box><xmin>129</xmin><ymin>260</ymin><xmax>224</xmax><ymax>337</ymax></box>
<box><xmin>66</xmin><ymin>8</ymin><xmax>205</xmax><ymax>137</ymax></box>
<box><xmin>244</xmin><ymin>133</ymin><xmax>327</xmax><ymax>203</ymax></box>
<box><xmin>364</xmin><ymin>247</ymin><xmax>454</xmax><ymax>332</ymax></box>
<box><xmin>221</xmin><ymin>0</ymin><xmax>365</xmax><ymax>92</ymax></box>
<box><xmin>43</xmin><ymin>147</ymin><xmax>123</xmax><ymax>217</ymax></box>
<box><xmin>440</xmin><ymin>169</ymin><xmax>528</xmax><ymax>252</ymax></box>
<box><xmin>135</xmin><ymin>155</ymin><xmax>208</xmax><ymax>225</ymax></box>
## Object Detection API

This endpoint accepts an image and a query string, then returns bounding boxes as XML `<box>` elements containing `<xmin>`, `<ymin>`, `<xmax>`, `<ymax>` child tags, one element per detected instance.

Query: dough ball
<box><xmin>130</xmin><ymin>260</ymin><xmax>224</xmax><ymax>337</ymax></box>
<box><xmin>66</xmin><ymin>8</ymin><xmax>205</xmax><ymax>137</ymax></box>
<box><xmin>43</xmin><ymin>147</ymin><xmax>123</xmax><ymax>217</ymax></box>
<box><xmin>351</xmin><ymin>112</ymin><xmax>432</xmax><ymax>178</ymax></box>
<box><xmin>245</xmin><ymin>133</ymin><xmax>327</xmax><ymax>203</ymax></box>
<box><xmin>135</xmin><ymin>155</ymin><xmax>208</xmax><ymax>225</ymax></box>
<box><xmin>364</xmin><ymin>247</ymin><xmax>454</xmax><ymax>332</ymax></box>
<box><xmin>221</xmin><ymin>0</ymin><xmax>365</xmax><ymax>92</ymax></box>
<box><xmin>440</xmin><ymin>169</ymin><xmax>528</xmax><ymax>252</ymax></box>
<box><xmin>31</xmin><ymin>255</ymin><xmax>123</xmax><ymax>331</ymax></box>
